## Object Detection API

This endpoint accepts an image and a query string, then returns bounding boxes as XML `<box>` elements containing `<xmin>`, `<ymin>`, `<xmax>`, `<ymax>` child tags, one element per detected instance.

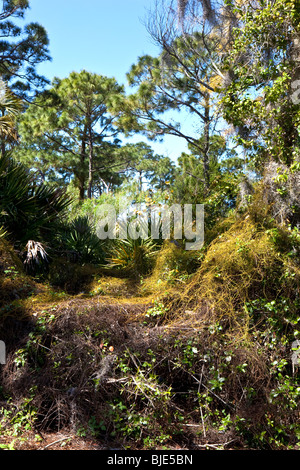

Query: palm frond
<box><xmin>0</xmin><ymin>79</ymin><xmax>23</xmax><ymax>141</ymax></box>
<box><xmin>56</xmin><ymin>216</ymin><xmax>105</xmax><ymax>264</ymax></box>
<box><xmin>24</xmin><ymin>240</ymin><xmax>48</xmax><ymax>273</ymax></box>
<box><xmin>0</xmin><ymin>226</ymin><xmax>7</xmax><ymax>240</ymax></box>
<box><xmin>105</xmin><ymin>236</ymin><xmax>159</xmax><ymax>277</ymax></box>
<box><xmin>0</xmin><ymin>151</ymin><xmax>72</xmax><ymax>246</ymax></box>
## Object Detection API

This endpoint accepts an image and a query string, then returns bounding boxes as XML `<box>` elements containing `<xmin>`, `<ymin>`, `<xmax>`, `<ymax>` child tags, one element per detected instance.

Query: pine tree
<box><xmin>17</xmin><ymin>71</ymin><xmax>127</xmax><ymax>199</ymax></box>
<box><xmin>0</xmin><ymin>0</ymin><xmax>51</xmax><ymax>97</ymax></box>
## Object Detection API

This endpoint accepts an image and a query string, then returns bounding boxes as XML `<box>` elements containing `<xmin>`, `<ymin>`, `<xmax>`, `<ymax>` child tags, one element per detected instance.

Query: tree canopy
<box><xmin>221</xmin><ymin>0</ymin><xmax>300</xmax><ymax>169</ymax></box>
<box><xmin>0</xmin><ymin>0</ymin><xmax>50</xmax><ymax>97</ymax></box>
<box><xmin>17</xmin><ymin>70</ymin><xmax>128</xmax><ymax>199</ymax></box>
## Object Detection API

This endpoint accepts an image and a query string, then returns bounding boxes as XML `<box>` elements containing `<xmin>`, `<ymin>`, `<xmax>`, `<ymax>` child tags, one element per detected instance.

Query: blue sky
<box><xmin>26</xmin><ymin>0</ymin><xmax>157</xmax><ymax>86</ymax></box>
<box><xmin>25</xmin><ymin>0</ymin><xmax>189</xmax><ymax>161</ymax></box>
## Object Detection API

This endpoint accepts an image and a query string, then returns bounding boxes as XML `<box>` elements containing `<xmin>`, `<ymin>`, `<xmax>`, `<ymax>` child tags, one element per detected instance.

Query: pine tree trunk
<box><xmin>79</xmin><ymin>182</ymin><xmax>85</xmax><ymax>201</ymax></box>
<box><xmin>87</xmin><ymin>124</ymin><xmax>93</xmax><ymax>199</ymax></box>
<box><xmin>78</xmin><ymin>126</ymin><xmax>87</xmax><ymax>200</ymax></box>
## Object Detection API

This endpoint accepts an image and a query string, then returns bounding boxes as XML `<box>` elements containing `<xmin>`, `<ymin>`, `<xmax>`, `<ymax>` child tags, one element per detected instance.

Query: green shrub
<box><xmin>105</xmin><ymin>236</ymin><xmax>159</xmax><ymax>278</ymax></box>
<box><xmin>55</xmin><ymin>216</ymin><xmax>105</xmax><ymax>265</ymax></box>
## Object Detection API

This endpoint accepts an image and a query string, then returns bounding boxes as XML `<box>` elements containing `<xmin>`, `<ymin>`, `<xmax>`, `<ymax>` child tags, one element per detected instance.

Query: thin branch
<box><xmin>42</xmin><ymin>436</ymin><xmax>72</xmax><ymax>450</ymax></box>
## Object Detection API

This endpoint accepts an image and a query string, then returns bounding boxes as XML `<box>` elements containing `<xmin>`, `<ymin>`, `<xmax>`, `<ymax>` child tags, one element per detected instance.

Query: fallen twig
<box><xmin>42</xmin><ymin>436</ymin><xmax>72</xmax><ymax>450</ymax></box>
<box><xmin>195</xmin><ymin>439</ymin><xmax>237</xmax><ymax>449</ymax></box>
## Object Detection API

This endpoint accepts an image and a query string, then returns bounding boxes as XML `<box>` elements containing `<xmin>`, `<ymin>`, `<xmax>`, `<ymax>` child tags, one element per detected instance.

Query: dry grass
<box><xmin>163</xmin><ymin>216</ymin><xmax>295</xmax><ymax>331</ymax></box>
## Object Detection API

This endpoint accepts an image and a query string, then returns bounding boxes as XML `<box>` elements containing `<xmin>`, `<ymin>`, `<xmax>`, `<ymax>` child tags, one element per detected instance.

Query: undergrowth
<box><xmin>0</xmin><ymin>198</ymin><xmax>300</xmax><ymax>450</ymax></box>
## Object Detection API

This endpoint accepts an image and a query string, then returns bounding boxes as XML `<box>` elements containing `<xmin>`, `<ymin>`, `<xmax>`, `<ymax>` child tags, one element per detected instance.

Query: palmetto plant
<box><xmin>106</xmin><ymin>231</ymin><xmax>160</xmax><ymax>277</ymax></box>
<box><xmin>57</xmin><ymin>216</ymin><xmax>105</xmax><ymax>264</ymax></box>
<box><xmin>106</xmin><ymin>237</ymin><xmax>158</xmax><ymax>277</ymax></box>
<box><xmin>0</xmin><ymin>80</ymin><xmax>23</xmax><ymax>150</ymax></box>
<box><xmin>0</xmin><ymin>151</ymin><xmax>72</xmax><ymax>247</ymax></box>
<box><xmin>105</xmin><ymin>214</ymin><xmax>163</xmax><ymax>277</ymax></box>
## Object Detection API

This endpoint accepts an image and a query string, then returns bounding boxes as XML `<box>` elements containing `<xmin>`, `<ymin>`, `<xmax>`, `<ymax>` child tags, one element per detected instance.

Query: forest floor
<box><xmin>0</xmin><ymin>269</ymin><xmax>192</xmax><ymax>451</ymax></box>
<box><xmin>0</xmin><ymin>430</ymin><xmax>103</xmax><ymax>450</ymax></box>
<box><xmin>1</xmin><ymin>269</ymin><xmax>240</xmax><ymax>451</ymax></box>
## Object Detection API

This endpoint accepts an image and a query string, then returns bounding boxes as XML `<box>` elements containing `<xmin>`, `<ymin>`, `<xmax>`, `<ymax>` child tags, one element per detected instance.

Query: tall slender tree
<box><xmin>122</xmin><ymin>141</ymin><xmax>176</xmax><ymax>191</ymax></box>
<box><xmin>110</xmin><ymin>0</ymin><xmax>240</xmax><ymax>191</ymax></box>
<box><xmin>111</xmin><ymin>32</ymin><xmax>223</xmax><ymax>189</ymax></box>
